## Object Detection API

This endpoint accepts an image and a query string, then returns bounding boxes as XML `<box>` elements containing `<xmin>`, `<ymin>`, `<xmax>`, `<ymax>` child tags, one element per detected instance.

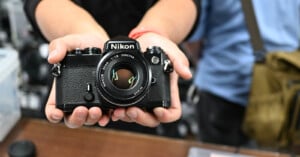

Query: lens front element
<box><xmin>111</xmin><ymin>67</ymin><xmax>136</xmax><ymax>89</ymax></box>
<box><xmin>96</xmin><ymin>50</ymin><xmax>151</xmax><ymax>107</ymax></box>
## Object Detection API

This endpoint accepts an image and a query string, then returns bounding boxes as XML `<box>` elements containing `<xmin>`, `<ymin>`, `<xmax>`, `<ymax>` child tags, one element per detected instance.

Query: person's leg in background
<box><xmin>195</xmin><ymin>90</ymin><xmax>249</xmax><ymax>146</ymax></box>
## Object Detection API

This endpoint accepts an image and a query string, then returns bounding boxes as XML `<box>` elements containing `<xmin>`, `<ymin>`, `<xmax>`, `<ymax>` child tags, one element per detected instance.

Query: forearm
<box><xmin>135</xmin><ymin>0</ymin><xmax>197</xmax><ymax>43</ymax></box>
<box><xmin>35</xmin><ymin>0</ymin><xmax>109</xmax><ymax>41</ymax></box>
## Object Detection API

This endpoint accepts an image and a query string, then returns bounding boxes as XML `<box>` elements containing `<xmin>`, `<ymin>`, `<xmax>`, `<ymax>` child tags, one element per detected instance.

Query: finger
<box><xmin>64</xmin><ymin>106</ymin><xmax>89</xmax><ymax>128</ymax></box>
<box><xmin>98</xmin><ymin>115</ymin><xmax>110</xmax><ymax>127</ymax></box>
<box><xmin>48</xmin><ymin>34</ymin><xmax>104</xmax><ymax>64</ymax></box>
<box><xmin>84</xmin><ymin>107</ymin><xmax>102</xmax><ymax>125</ymax></box>
<box><xmin>154</xmin><ymin>72</ymin><xmax>181</xmax><ymax>122</ymax></box>
<box><xmin>45</xmin><ymin>81</ymin><xmax>64</xmax><ymax>123</ymax></box>
<box><xmin>164</xmin><ymin>44</ymin><xmax>192</xmax><ymax>80</ymax></box>
<box><xmin>111</xmin><ymin>108</ymin><xmax>125</xmax><ymax>122</ymax></box>
<box><xmin>47</xmin><ymin>38</ymin><xmax>68</xmax><ymax>64</ymax></box>
<box><xmin>125</xmin><ymin>67</ymin><xmax>181</xmax><ymax>126</ymax></box>
<box><xmin>126</xmin><ymin>107</ymin><xmax>160</xmax><ymax>127</ymax></box>
<box><xmin>136</xmin><ymin>33</ymin><xmax>192</xmax><ymax>79</ymax></box>
<box><xmin>112</xmin><ymin>108</ymin><xmax>134</xmax><ymax>123</ymax></box>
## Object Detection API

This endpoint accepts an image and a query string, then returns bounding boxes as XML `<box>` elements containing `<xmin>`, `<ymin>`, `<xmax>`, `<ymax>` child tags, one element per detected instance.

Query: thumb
<box><xmin>47</xmin><ymin>37</ymin><xmax>71</xmax><ymax>64</ymax></box>
<box><xmin>47</xmin><ymin>34</ymin><xmax>105</xmax><ymax>64</ymax></box>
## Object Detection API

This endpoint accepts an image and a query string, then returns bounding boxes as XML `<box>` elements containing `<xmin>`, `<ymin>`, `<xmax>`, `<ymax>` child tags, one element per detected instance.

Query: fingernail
<box><xmin>116</xmin><ymin>111</ymin><xmax>125</xmax><ymax>119</ymax></box>
<box><xmin>127</xmin><ymin>111</ymin><xmax>137</xmax><ymax>120</ymax></box>
<box><xmin>181</xmin><ymin>64</ymin><xmax>192</xmax><ymax>78</ymax></box>
<box><xmin>112</xmin><ymin>117</ymin><xmax>119</xmax><ymax>122</ymax></box>
<box><xmin>48</xmin><ymin>49</ymin><xmax>57</xmax><ymax>61</ymax></box>
<box><xmin>90</xmin><ymin>114</ymin><xmax>98</xmax><ymax>120</ymax></box>
<box><xmin>178</xmin><ymin>60</ymin><xmax>189</xmax><ymax>71</ymax></box>
<box><xmin>98</xmin><ymin>121</ymin><xmax>106</xmax><ymax>127</ymax></box>
<box><xmin>76</xmin><ymin>113</ymin><xmax>86</xmax><ymax>121</ymax></box>
<box><xmin>155</xmin><ymin>109</ymin><xmax>164</xmax><ymax>118</ymax></box>
<box><xmin>183</xmin><ymin>64</ymin><xmax>192</xmax><ymax>75</ymax></box>
<box><xmin>51</xmin><ymin>114</ymin><xmax>61</xmax><ymax>121</ymax></box>
<box><xmin>98</xmin><ymin>119</ymin><xmax>108</xmax><ymax>127</ymax></box>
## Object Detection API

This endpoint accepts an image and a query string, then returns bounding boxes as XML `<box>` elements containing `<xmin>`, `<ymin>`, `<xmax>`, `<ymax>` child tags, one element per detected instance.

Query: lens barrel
<box><xmin>96</xmin><ymin>50</ymin><xmax>151</xmax><ymax>107</ymax></box>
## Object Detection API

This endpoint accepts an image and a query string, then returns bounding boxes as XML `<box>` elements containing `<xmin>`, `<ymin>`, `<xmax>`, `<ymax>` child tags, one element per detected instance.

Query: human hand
<box><xmin>111</xmin><ymin>32</ymin><xmax>192</xmax><ymax>127</ymax></box>
<box><xmin>45</xmin><ymin>33</ymin><xmax>110</xmax><ymax>128</ymax></box>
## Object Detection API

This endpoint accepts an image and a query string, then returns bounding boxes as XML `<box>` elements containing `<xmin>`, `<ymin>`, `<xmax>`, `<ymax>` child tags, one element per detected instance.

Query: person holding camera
<box><xmin>24</xmin><ymin>0</ymin><xmax>198</xmax><ymax>128</ymax></box>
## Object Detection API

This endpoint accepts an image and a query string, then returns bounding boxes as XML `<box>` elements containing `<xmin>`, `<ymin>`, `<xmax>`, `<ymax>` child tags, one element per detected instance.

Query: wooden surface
<box><xmin>0</xmin><ymin>118</ymin><xmax>292</xmax><ymax>157</ymax></box>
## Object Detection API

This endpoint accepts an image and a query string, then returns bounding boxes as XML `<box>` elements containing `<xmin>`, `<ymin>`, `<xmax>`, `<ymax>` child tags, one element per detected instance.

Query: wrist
<box><xmin>128</xmin><ymin>27</ymin><xmax>167</xmax><ymax>39</ymax></box>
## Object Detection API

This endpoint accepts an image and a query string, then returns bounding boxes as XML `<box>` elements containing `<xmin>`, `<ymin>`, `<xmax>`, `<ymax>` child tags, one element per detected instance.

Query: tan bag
<box><xmin>241</xmin><ymin>0</ymin><xmax>300</xmax><ymax>147</ymax></box>
<box><xmin>243</xmin><ymin>51</ymin><xmax>300</xmax><ymax>147</ymax></box>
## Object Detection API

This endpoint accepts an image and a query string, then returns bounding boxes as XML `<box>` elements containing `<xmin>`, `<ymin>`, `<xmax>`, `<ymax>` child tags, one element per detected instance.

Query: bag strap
<box><xmin>241</xmin><ymin>0</ymin><xmax>266</xmax><ymax>62</ymax></box>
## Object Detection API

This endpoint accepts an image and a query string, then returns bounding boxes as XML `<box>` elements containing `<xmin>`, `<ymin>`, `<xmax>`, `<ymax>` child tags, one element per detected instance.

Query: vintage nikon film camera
<box><xmin>51</xmin><ymin>37</ymin><xmax>173</xmax><ymax>112</ymax></box>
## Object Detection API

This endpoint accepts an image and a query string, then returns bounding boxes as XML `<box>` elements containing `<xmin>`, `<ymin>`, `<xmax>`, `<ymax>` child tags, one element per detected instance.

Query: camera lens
<box><xmin>96</xmin><ymin>50</ymin><xmax>151</xmax><ymax>107</ymax></box>
<box><xmin>111</xmin><ymin>66</ymin><xmax>136</xmax><ymax>89</ymax></box>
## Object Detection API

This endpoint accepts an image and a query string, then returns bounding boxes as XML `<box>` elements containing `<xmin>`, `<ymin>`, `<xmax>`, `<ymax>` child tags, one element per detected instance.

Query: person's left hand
<box><xmin>111</xmin><ymin>32</ymin><xmax>192</xmax><ymax>127</ymax></box>
<box><xmin>45</xmin><ymin>33</ymin><xmax>111</xmax><ymax>128</ymax></box>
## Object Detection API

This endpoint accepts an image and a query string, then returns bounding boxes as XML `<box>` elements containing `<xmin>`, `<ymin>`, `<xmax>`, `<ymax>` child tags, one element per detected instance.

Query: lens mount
<box><xmin>96</xmin><ymin>50</ymin><xmax>151</xmax><ymax>107</ymax></box>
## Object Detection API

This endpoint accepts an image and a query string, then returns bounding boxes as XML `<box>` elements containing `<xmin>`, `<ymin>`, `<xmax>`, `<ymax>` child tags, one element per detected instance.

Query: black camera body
<box><xmin>52</xmin><ymin>38</ymin><xmax>173</xmax><ymax>112</ymax></box>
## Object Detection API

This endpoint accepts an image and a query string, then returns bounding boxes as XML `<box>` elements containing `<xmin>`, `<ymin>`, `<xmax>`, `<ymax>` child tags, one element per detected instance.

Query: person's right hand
<box><xmin>45</xmin><ymin>33</ymin><xmax>110</xmax><ymax>128</ymax></box>
<box><xmin>111</xmin><ymin>32</ymin><xmax>193</xmax><ymax>127</ymax></box>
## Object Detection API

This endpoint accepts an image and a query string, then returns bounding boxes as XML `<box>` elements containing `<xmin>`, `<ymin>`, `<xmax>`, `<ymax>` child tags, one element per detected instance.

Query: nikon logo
<box><xmin>110</xmin><ymin>43</ymin><xmax>136</xmax><ymax>50</ymax></box>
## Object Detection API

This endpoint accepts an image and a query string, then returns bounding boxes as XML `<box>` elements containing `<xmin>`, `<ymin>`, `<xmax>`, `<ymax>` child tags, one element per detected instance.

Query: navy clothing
<box><xmin>24</xmin><ymin>0</ymin><xmax>156</xmax><ymax>39</ymax></box>
<box><xmin>73</xmin><ymin>0</ymin><xmax>157</xmax><ymax>37</ymax></box>
<box><xmin>24</xmin><ymin>0</ymin><xmax>200</xmax><ymax>40</ymax></box>
<box><xmin>195</xmin><ymin>90</ymin><xmax>248</xmax><ymax>146</ymax></box>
